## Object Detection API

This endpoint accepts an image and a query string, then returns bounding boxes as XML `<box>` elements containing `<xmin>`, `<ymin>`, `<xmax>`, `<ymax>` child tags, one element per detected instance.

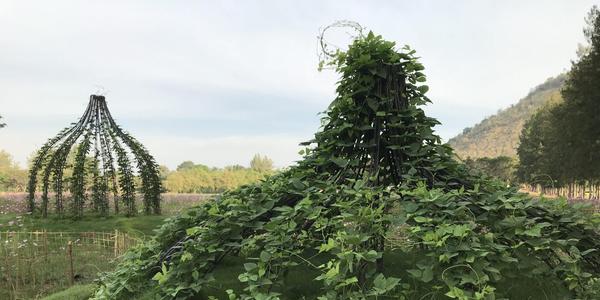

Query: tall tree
<box><xmin>176</xmin><ymin>160</ymin><xmax>195</xmax><ymax>171</ymax></box>
<box><xmin>560</xmin><ymin>5</ymin><xmax>600</xmax><ymax>181</ymax></box>
<box><xmin>517</xmin><ymin>6</ymin><xmax>600</xmax><ymax>187</ymax></box>
<box><xmin>0</xmin><ymin>150</ymin><xmax>27</xmax><ymax>191</ymax></box>
<box><xmin>249</xmin><ymin>154</ymin><xmax>273</xmax><ymax>172</ymax></box>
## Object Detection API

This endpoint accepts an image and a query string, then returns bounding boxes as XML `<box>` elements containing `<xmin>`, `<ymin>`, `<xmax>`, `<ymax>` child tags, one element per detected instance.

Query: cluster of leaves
<box><xmin>517</xmin><ymin>6</ymin><xmax>600</xmax><ymax>189</ymax></box>
<box><xmin>26</xmin><ymin>95</ymin><xmax>162</xmax><ymax>218</ymax></box>
<box><xmin>95</xmin><ymin>31</ymin><xmax>600</xmax><ymax>299</ymax></box>
<box><xmin>162</xmin><ymin>155</ymin><xmax>274</xmax><ymax>194</ymax></box>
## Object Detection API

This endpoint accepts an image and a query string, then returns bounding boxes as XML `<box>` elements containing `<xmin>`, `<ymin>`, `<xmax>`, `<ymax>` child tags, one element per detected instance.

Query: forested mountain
<box><xmin>448</xmin><ymin>74</ymin><xmax>566</xmax><ymax>159</ymax></box>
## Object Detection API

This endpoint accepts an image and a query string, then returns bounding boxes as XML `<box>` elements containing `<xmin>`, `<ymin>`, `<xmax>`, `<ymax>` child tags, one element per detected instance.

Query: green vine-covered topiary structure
<box><xmin>27</xmin><ymin>95</ymin><xmax>161</xmax><ymax>218</ymax></box>
<box><xmin>95</xmin><ymin>32</ymin><xmax>600</xmax><ymax>299</ymax></box>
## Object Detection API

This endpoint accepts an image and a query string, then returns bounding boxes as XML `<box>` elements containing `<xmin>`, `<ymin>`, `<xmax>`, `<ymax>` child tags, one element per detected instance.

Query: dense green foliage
<box><xmin>27</xmin><ymin>95</ymin><xmax>162</xmax><ymax>218</ymax></box>
<box><xmin>464</xmin><ymin>156</ymin><xmax>516</xmax><ymax>184</ymax></box>
<box><xmin>163</xmin><ymin>156</ymin><xmax>274</xmax><ymax>193</ymax></box>
<box><xmin>448</xmin><ymin>75</ymin><xmax>564</xmax><ymax>159</ymax></box>
<box><xmin>94</xmin><ymin>31</ymin><xmax>600</xmax><ymax>300</ymax></box>
<box><xmin>517</xmin><ymin>6</ymin><xmax>600</xmax><ymax>188</ymax></box>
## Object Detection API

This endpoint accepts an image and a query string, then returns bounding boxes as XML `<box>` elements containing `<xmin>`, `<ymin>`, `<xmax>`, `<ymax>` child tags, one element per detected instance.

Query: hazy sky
<box><xmin>0</xmin><ymin>1</ymin><xmax>597</xmax><ymax>169</ymax></box>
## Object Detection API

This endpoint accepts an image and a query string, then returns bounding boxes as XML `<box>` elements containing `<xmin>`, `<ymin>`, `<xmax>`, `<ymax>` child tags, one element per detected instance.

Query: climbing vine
<box><xmin>95</xmin><ymin>30</ymin><xmax>600</xmax><ymax>299</ymax></box>
<box><xmin>26</xmin><ymin>95</ymin><xmax>162</xmax><ymax>218</ymax></box>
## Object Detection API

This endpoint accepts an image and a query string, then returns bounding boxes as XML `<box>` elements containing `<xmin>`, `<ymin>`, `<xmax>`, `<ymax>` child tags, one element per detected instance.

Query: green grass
<box><xmin>0</xmin><ymin>213</ymin><xmax>169</xmax><ymax>236</ymax></box>
<box><xmin>0</xmin><ymin>193</ymin><xmax>211</xmax><ymax>299</ymax></box>
<box><xmin>40</xmin><ymin>284</ymin><xmax>96</xmax><ymax>300</ymax></box>
<box><xmin>0</xmin><ymin>213</ymin><xmax>172</xmax><ymax>299</ymax></box>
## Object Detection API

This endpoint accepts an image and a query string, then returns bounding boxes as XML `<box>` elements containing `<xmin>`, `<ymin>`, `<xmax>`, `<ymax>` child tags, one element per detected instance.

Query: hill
<box><xmin>448</xmin><ymin>74</ymin><xmax>566</xmax><ymax>159</ymax></box>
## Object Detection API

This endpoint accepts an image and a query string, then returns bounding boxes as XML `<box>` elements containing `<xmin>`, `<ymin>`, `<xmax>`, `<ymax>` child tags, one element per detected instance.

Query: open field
<box><xmin>0</xmin><ymin>192</ymin><xmax>215</xmax><ymax>216</ymax></box>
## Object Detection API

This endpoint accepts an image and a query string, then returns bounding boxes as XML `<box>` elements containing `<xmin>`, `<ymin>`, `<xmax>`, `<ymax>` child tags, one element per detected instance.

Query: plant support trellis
<box><xmin>27</xmin><ymin>95</ymin><xmax>161</xmax><ymax>218</ymax></box>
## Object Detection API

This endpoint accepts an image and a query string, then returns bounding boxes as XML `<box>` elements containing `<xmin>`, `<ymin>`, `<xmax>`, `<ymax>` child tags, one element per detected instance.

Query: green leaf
<box><xmin>421</xmin><ymin>267</ymin><xmax>433</xmax><ymax>282</ymax></box>
<box><xmin>319</xmin><ymin>238</ymin><xmax>337</xmax><ymax>253</ymax></box>
<box><xmin>407</xmin><ymin>269</ymin><xmax>421</xmax><ymax>278</ymax></box>
<box><xmin>417</xmin><ymin>85</ymin><xmax>429</xmax><ymax>94</ymax></box>
<box><xmin>260</xmin><ymin>251</ymin><xmax>272</xmax><ymax>261</ymax></box>
<box><xmin>244</xmin><ymin>263</ymin><xmax>257</xmax><ymax>271</ymax></box>
<box><xmin>180</xmin><ymin>252</ymin><xmax>193</xmax><ymax>262</ymax></box>
<box><xmin>414</xmin><ymin>216</ymin><xmax>430</xmax><ymax>223</ymax></box>
<box><xmin>331</xmin><ymin>157</ymin><xmax>349</xmax><ymax>168</ymax></box>
<box><xmin>290</xmin><ymin>178</ymin><xmax>306</xmax><ymax>190</ymax></box>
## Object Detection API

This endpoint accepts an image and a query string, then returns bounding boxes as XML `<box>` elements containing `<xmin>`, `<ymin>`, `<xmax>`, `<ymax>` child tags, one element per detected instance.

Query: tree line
<box><xmin>162</xmin><ymin>154</ymin><xmax>275</xmax><ymax>193</ymax></box>
<box><xmin>464</xmin><ymin>7</ymin><xmax>600</xmax><ymax>199</ymax></box>
<box><xmin>516</xmin><ymin>6</ymin><xmax>600</xmax><ymax>194</ymax></box>
<box><xmin>0</xmin><ymin>151</ymin><xmax>275</xmax><ymax>194</ymax></box>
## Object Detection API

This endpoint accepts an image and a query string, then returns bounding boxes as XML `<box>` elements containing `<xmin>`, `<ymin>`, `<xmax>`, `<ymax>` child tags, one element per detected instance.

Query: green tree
<box><xmin>250</xmin><ymin>154</ymin><xmax>273</xmax><ymax>172</ymax></box>
<box><xmin>163</xmin><ymin>159</ymin><xmax>270</xmax><ymax>194</ymax></box>
<box><xmin>158</xmin><ymin>165</ymin><xmax>170</xmax><ymax>181</ymax></box>
<box><xmin>0</xmin><ymin>150</ymin><xmax>27</xmax><ymax>192</ymax></box>
<box><xmin>176</xmin><ymin>161</ymin><xmax>195</xmax><ymax>171</ymax></box>
<box><xmin>517</xmin><ymin>6</ymin><xmax>600</xmax><ymax>187</ymax></box>
<box><xmin>465</xmin><ymin>156</ymin><xmax>516</xmax><ymax>184</ymax></box>
<box><xmin>560</xmin><ymin>5</ymin><xmax>600</xmax><ymax>181</ymax></box>
<box><xmin>0</xmin><ymin>115</ymin><xmax>5</xmax><ymax>128</ymax></box>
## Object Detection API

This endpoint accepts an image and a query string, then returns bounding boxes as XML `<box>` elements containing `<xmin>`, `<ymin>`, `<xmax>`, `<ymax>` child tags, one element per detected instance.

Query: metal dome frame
<box><xmin>27</xmin><ymin>95</ymin><xmax>161</xmax><ymax>217</ymax></box>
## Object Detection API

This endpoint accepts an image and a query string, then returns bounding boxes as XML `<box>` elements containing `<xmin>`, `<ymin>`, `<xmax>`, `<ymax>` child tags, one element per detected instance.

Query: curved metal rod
<box><xmin>102</xmin><ymin>100</ymin><xmax>161</xmax><ymax>214</ymax></box>
<box><xmin>26</xmin><ymin>99</ymin><xmax>93</xmax><ymax>212</ymax></box>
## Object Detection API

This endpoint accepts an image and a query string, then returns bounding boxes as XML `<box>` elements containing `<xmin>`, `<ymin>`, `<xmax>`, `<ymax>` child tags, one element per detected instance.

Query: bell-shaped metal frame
<box><xmin>27</xmin><ymin>95</ymin><xmax>161</xmax><ymax>218</ymax></box>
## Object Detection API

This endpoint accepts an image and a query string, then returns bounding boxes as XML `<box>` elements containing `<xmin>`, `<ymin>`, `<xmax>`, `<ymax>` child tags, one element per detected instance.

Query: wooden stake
<box><xmin>67</xmin><ymin>241</ymin><xmax>74</xmax><ymax>285</ymax></box>
<box><xmin>114</xmin><ymin>229</ymin><xmax>118</xmax><ymax>257</ymax></box>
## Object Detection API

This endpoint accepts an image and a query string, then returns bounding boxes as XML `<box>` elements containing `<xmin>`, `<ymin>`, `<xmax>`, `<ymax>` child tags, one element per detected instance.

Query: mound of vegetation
<box><xmin>94</xmin><ymin>30</ymin><xmax>600</xmax><ymax>299</ymax></box>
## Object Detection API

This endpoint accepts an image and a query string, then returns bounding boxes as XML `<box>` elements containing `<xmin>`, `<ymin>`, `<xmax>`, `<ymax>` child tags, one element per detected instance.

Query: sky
<box><xmin>0</xmin><ymin>1</ymin><xmax>597</xmax><ymax>169</ymax></box>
